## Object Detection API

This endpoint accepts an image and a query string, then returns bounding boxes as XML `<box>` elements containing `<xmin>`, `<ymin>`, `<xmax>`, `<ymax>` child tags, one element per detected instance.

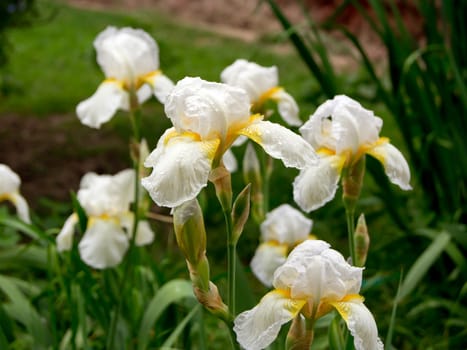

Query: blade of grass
<box><xmin>160</xmin><ymin>305</ymin><xmax>200</xmax><ymax>349</ymax></box>
<box><xmin>398</xmin><ymin>231</ymin><xmax>451</xmax><ymax>300</ymax></box>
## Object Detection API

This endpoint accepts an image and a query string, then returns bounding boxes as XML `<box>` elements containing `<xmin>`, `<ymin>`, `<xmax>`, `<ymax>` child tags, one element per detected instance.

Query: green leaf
<box><xmin>160</xmin><ymin>305</ymin><xmax>200</xmax><ymax>349</ymax></box>
<box><xmin>398</xmin><ymin>231</ymin><xmax>451</xmax><ymax>300</ymax></box>
<box><xmin>0</xmin><ymin>274</ymin><xmax>50</xmax><ymax>349</ymax></box>
<box><xmin>0</xmin><ymin>214</ymin><xmax>51</xmax><ymax>243</ymax></box>
<box><xmin>137</xmin><ymin>279</ymin><xmax>195</xmax><ymax>350</ymax></box>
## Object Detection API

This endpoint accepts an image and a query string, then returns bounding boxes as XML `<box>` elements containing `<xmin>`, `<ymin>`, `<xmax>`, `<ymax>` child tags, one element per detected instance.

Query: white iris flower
<box><xmin>141</xmin><ymin>77</ymin><xmax>317</xmax><ymax>208</ymax></box>
<box><xmin>221</xmin><ymin>59</ymin><xmax>302</xmax><ymax>127</ymax></box>
<box><xmin>0</xmin><ymin>164</ymin><xmax>31</xmax><ymax>223</ymax></box>
<box><xmin>250</xmin><ymin>204</ymin><xmax>314</xmax><ymax>287</ymax></box>
<box><xmin>77</xmin><ymin>26</ymin><xmax>174</xmax><ymax>128</ymax></box>
<box><xmin>235</xmin><ymin>240</ymin><xmax>384</xmax><ymax>350</ymax></box>
<box><xmin>293</xmin><ymin>95</ymin><xmax>412</xmax><ymax>212</ymax></box>
<box><xmin>56</xmin><ymin>169</ymin><xmax>154</xmax><ymax>269</ymax></box>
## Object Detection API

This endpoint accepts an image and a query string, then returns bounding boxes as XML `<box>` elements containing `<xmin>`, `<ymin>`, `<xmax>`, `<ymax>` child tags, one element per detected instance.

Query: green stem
<box><xmin>345</xmin><ymin>207</ymin><xmax>356</xmax><ymax>266</ymax></box>
<box><xmin>107</xmin><ymin>99</ymin><xmax>142</xmax><ymax>349</ymax></box>
<box><xmin>223</xmin><ymin>208</ymin><xmax>236</xmax><ymax>317</ymax></box>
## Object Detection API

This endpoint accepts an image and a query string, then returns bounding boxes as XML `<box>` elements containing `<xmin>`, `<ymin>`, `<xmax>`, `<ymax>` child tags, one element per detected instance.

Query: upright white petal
<box><xmin>293</xmin><ymin>155</ymin><xmax>343</xmax><ymax>212</ymax></box>
<box><xmin>251</xmin><ymin>243</ymin><xmax>287</xmax><ymax>287</ymax></box>
<box><xmin>142</xmin><ymin>133</ymin><xmax>220</xmax><ymax>208</ymax></box>
<box><xmin>367</xmin><ymin>142</ymin><xmax>412</xmax><ymax>190</ymax></box>
<box><xmin>56</xmin><ymin>214</ymin><xmax>78</xmax><ymax>252</ymax></box>
<box><xmin>299</xmin><ymin>95</ymin><xmax>382</xmax><ymax>154</ymax></box>
<box><xmin>78</xmin><ymin>218</ymin><xmax>129</xmax><ymax>269</ymax></box>
<box><xmin>260</xmin><ymin>204</ymin><xmax>312</xmax><ymax>243</ymax></box>
<box><xmin>94</xmin><ymin>26</ymin><xmax>159</xmax><ymax>81</ymax></box>
<box><xmin>0</xmin><ymin>164</ymin><xmax>20</xmax><ymax>194</ymax></box>
<box><xmin>331</xmin><ymin>298</ymin><xmax>384</xmax><ymax>350</ymax></box>
<box><xmin>78</xmin><ymin>169</ymin><xmax>135</xmax><ymax>216</ymax></box>
<box><xmin>271</xmin><ymin>89</ymin><xmax>302</xmax><ymax>126</ymax></box>
<box><xmin>76</xmin><ymin>81</ymin><xmax>127</xmax><ymax>129</ymax></box>
<box><xmin>234</xmin><ymin>290</ymin><xmax>306</xmax><ymax>350</ymax></box>
<box><xmin>239</xmin><ymin>120</ymin><xmax>317</xmax><ymax>170</ymax></box>
<box><xmin>220</xmin><ymin>59</ymin><xmax>278</xmax><ymax>102</ymax></box>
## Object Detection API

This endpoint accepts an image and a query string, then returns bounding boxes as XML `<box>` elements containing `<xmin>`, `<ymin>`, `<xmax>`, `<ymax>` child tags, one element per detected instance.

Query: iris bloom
<box><xmin>235</xmin><ymin>240</ymin><xmax>383</xmax><ymax>350</ymax></box>
<box><xmin>0</xmin><ymin>164</ymin><xmax>30</xmax><ymax>223</ymax></box>
<box><xmin>77</xmin><ymin>26</ymin><xmax>174</xmax><ymax>128</ymax></box>
<box><xmin>221</xmin><ymin>59</ymin><xmax>302</xmax><ymax>126</ymax></box>
<box><xmin>250</xmin><ymin>204</ymin><xmax>314</xmax><ymax>287</ymax></box>
<box><xmin>293</xmin><ymin>95</ymin><xmax>412</xmax><ymax>212</ymax></box>
<box><xmin>142</xmin><ymin>77</ymin><xmax>316</xmax><ymax>208</ymax></box>
<box><xmin>56</xmin><ymin>169</ymin><xmax>154</xmax><ymax>269</ymax></box>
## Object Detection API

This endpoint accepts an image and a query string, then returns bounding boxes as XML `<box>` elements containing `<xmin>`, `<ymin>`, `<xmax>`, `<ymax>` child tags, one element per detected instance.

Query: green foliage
<box><xmin>266</xmin><ymin>0</ymin><xmax>467</xmax><ymax>348</ymax></box>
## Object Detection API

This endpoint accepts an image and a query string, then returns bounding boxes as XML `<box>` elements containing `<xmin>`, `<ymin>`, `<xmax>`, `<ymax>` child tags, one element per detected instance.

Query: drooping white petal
<box><xmin>76</xmin><ymin>81</ymin><xmax>127</xmax><ymax>129</ymax></box>
<box><xmin>239</xmin><ymin>120</ymin><xmax>317</xmax><ymax>170</ymax></box>
<box><xmin>367</xmin><ymin>141</ymin><xmax>412</xmax><ymax>190</ymax></box>
<box><xmin>0</xmin><ymin>164</ymin><xmax>20</xmax><ymax>194</ymax></box>
<box><xmin>271</xmin><ymin>89</ymin><xmax>302</xmax><ymax>127</ymax></box>
<box><xmin>331</xmin><ymin>297</ymin><xmax>384</xmax><ymax>350</ymax></box>
<box><xmin>134</xmin><ymin>220</ymin><xmax>155</xmax><ymax>246</ymax></box>
<box><xmin>234</xmin><ymin>290</ymin><xmax>306</xmax><ymax>350</ymax></box>
<box><xmin>94</xmin><ymin>26</ymin><xmax>159</xmax><ymax>81</ymax></box>
<box><xmin>293</xmin><ymin>155</ymin><xmax>343</xmax><ymax>212</ymax></box>
<box><xmin>144</xmin><ymin>73</ymin><xmax>175</xmax><ymax>104</ymax></box>
<box><xmin>8</xmin><ymin>192</ymin><xmax>31</xmax><ymax>224</ymax></box>
<box><xmin>260</xmin><ymin>204</ymin><xmax>312</xmax><ymax>243</ymax></box>
<box><xmin>142</xmin><ymin>132</ymin><xmax>220</xmax><ymax>208</ymax></box>
<box><xmin>250</xmin><ymin>243</ymin><xmax>287</xmax><ymax>287</ymax></box>
<box><xmin>222</xmin><ymin>148</ymin><xmax>238</xmax><ymax>173</ymax></box>
<box><xmin>78</xmin><ymin>218</ymin><xmax>129</xmax><ymax>269</ymax></box>
<box><xmin>120</xmin><ymin>212</ymin><xmax>155</xmax><ymax>246</ymax></box>
<box><xmin>56</xmin><ymin>213</ymin><xmax>79</xmax><ymax>252</ymax></box>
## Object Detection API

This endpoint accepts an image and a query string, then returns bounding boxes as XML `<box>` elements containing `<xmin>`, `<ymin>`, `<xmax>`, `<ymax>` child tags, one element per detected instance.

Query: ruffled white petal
<box><xmin>293</xmin><ymin>155</ymin><xmax>342</xmax><ymax>212</ymax></box>
<box><xmin>165</xmin><ymin>77</ymin><xmax>251</xmax><ymax>139</ymax></box>
<box><xmin>332</xmin><ymin>298</ymin><xmax>384</xmax><ymax>350</ymax></box>
<box><xmin>142</xmin><ymin>132</ymin><xmax>220</xmax><ymax>208</ymax></box>
<box><xmin>367</xmin><ymin>141</ymin><xmax>412</xmax><ymax>190</ymax></box>
<box><xmin>8</xmin><ymin>192</ymin><xmax>31</xmax><ymax>224</ymax></box>
<box><xmin>222</xmin><ymin>148</ymin><xmax>238</xmax><ymax>173</ymax></box>
<box><xmin>56</xmin><ymin>214</ymin><xmax>78</xmax><ymax>252</ymax></box>
<box><xmin>78</xmin><ymin>218</ymin><xmax>129</xmax><ymax>269</ymax></box>
<box><xmin>76</xmin><ymin>81</ymin><xmax>127</xmax><ymax>129</ymax></box>
<box><xmin>239</xmin><ymin>120</ymin><xmax>317</xmax><ymax>170</ymax></box>
<box><xmin>251</xmin><ymin>243</ymin><xmax>287</xmax><ymax>287</ymax></box>
<box><xmin>234</xmin><ymin>290</ymin><xmax>306</xmax><ymax>350</ymax></box>
<box><xmin>271</xmin><ymin>89</ymin><xmax>302</xmax><ymax>127</ymax></box>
